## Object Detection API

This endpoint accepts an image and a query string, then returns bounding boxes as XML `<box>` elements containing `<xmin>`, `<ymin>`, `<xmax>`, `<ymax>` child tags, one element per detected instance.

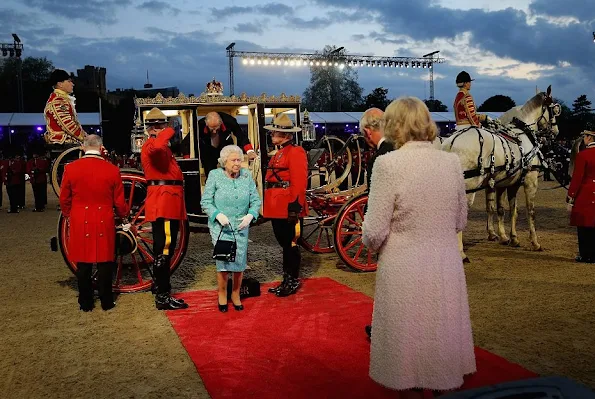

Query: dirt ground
<box><xmin>0</xmin><ymin>180</ymin><xmax>594</xmax><ymax>399</ymax></box>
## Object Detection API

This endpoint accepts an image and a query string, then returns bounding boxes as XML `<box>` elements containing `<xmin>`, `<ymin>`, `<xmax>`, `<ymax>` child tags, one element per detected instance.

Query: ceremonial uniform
<box><xmin>454</xmin><ymin>88</ymin><xmax>485</xmax><ymax>127</ymax></box>
<box><xmin>26</xmin><ymin>155</ymin><xmax>50</xmax><ymax>211</ymax></box>
<box><xmin>141</xmin><ymin>110</ymin><xmax>188</xmax><ymax>310</ymax></box>
<box><xmin>59</xmin><ymin>151</ymin><xmax>128</xmax><ymax>310</ymax></box>
<box><xmin>195</xmin><ymin>112</ymin><xmax>254</xmax><ymax>177</ymax></box>
<box><xmin>5</xmin><ymin>156</ymin><xmax>26</xmax><ymax>213</ymax></box>
<box><xmin>453</xmin><ymin>70</ymin><xmax>486</xmax><ymax>128</ymax></box>
<box><xmin>567</xmin><ymin>141</ymin><xmax>595</xmax><ymax>262</ymax></box>
<box><xmin>263</xmin><ymin>140</ymin><xmax>308</xmax><ymax>296</ymax></box>
<box><xmin>44</xmin><ymin>88</ymin><xmax>86</xmax><ymax>145</ymax></box>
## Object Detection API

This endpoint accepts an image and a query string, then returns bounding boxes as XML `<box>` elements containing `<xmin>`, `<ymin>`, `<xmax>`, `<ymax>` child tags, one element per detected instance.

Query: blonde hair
<box><xmin>383</xmin><ymin>97</ymin><xmax>437</xmax><ymax>147</ymax></box>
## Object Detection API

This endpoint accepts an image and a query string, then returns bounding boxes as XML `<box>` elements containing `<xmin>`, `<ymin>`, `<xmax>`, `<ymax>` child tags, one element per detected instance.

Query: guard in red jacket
<box><xmin>566</xmin><ymin>129</ymin><xmax>595</xmax><ymax>263</ymax></box>
<box><xmin>263</xmin><ymin>114</ymin><xmax>308</xmax><ymax>297</ymax></box>
<box><xmin>141</xmin><ymin>107</ymin><xmax>188</xmax><ymax>310</ymax></box>
<box><xmin>5</xmin><ymin>150</ymin><xmax>26</xmax><ymax>214</ymax></box>
<box><xmin>26</xmin><ymin>149</ymin><xmax>50</xmax><ymax>212</ymax></box>
<box><xmin>44</xmin><ymin>69</ymin><xmax>86</xmax><ymax>145</ymax></box>
<box><xmin>59</xmin><ymin>135</ymin><xmax>128</xmax><ymax>311</ymax></box>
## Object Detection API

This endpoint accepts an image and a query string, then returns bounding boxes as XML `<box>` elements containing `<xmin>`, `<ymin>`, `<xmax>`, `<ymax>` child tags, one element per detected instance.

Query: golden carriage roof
<box><xmin>134</xmin><ymin>92</ymin><xmax>301</xmax><ymax>107</ymax></box>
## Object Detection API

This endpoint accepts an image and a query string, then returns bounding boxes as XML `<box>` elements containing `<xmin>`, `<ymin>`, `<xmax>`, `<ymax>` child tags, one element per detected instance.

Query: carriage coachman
<box><xmin>44</xmin><ymin>69</ymin><xmax>86</xmax><ymax>145</ymax></box>
<box><xmin>453</xmin><ymin>70</ymin><xmax>487</xmax><ymax>128</ymax></box>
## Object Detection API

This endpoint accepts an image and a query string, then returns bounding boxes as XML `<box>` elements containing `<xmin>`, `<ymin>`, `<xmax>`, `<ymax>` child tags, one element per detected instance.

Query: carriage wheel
<box><xmin>57</xmin><ymin>170</ymin><xmax>190</xmax><ymax>293</ymax></box>
<box><xmin>50</xmin><ymin>146</ymin><xmax>84</xmax><ymax>198</ymax></box>
<box><xmin>299</xmin><ymin>201</ymin><xmax>336</xmax><ymax>253</ymax></box>
<box><xmin>307</xmin><ymin>136</ymin><xmax>352</xmax><ymax>193</ymax></box>
<box><xmin>333</xmin><ymin>193</ymin><xmax>377</xmax><ymax>272</ymax></box>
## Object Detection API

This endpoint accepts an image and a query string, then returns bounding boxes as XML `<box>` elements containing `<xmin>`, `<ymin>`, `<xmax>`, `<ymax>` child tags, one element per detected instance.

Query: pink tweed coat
<box><xmin>362</xmin><ymin>141</ymin><xmax>476</xmax><ymax>391</ymax></box>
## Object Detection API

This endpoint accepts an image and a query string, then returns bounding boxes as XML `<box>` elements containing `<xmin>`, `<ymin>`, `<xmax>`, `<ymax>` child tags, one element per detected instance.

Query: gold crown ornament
<box><xmin>206</xmin><ymin>78</ymin><xmax>223</xmax><ymax>96</ymax></box>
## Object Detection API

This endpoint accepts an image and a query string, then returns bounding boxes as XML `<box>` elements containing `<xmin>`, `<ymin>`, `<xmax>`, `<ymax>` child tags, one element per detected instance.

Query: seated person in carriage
<box><xmin>44</xmin><ymin>69</ymin><xmax>87</xmax><ymax>147</ymax></box>
<box><xmin>453</xmin><ymin>71</ymin><xmax>488</xmax><ymax>129</ymax></box>
<box><xmin>182</xmin><ymin>111</ymin><xmax>256</xmax><ymax>177</ymax></box>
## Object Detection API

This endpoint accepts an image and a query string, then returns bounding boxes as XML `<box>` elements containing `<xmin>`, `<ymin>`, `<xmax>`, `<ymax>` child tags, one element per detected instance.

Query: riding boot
<box><xmin>97</xmin><ymin>262</ymin><xmax>115</xmax><ymax>310</ymax></box>
<box><xmin>268</xmin><ymin>274</ymin><xmax>289</xmax><ymax>294</ymax></box>
<box><xmin>153</xmin><ymin>255</ymin><xmax>187</xmax><ymax>310</ymax></box>
<box><xmin>77</xmin><ymin>263</ymin><xmax>94</xmax><ymax>311</ymax></box>
<box><xmin>276</xmin><ymin>276</ymin><xmax>301</xmax><ymax>297</ymax></box>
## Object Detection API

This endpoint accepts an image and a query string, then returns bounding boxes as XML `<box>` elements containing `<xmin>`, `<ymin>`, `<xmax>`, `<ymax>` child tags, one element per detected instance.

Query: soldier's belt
<box><xmin>265</xmin><ymin>181</ymin><xmax>289</xmax><ymax>189</ymax></box>
<box><xmin>147</xmin><ymin>180</ymin><xmax>184</xmax><ymax>186</ymax></box>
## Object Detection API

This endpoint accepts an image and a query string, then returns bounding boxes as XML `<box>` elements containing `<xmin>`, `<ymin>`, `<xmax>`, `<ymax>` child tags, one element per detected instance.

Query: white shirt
<box><xmin>377</xmin><ymin>137</ymin><xmax>386</xmax><ymax>149</ymax></box>
<box><xmin>85</xmin><ymin>150</ymin><xmax>101</xmax><ymax>155</ymax></box>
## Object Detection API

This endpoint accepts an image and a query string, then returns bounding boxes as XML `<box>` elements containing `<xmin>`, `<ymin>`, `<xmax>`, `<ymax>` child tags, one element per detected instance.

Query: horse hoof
<box><xmin>532</xmin><ymin>244</ymin><xmax>543</xmax><ymax>252</ymax></box>
<box><xmin>463</xmin><ymin>257</ymin><xmax>471</xmax><ymax>264</ymax></box>
<box><xmin>499</xmin><ymin>239</ymin><xmax>511</xmax><ymax>246</ymax></box>
<box><xmin>509</xmin><ymin>239</ymin><xmax>521</xmax><ymax>247</ymax></box>
<box><xmin>487</xmin><ymin>234</ymin><xmax>498</xmax><ymax>241</ymax></box>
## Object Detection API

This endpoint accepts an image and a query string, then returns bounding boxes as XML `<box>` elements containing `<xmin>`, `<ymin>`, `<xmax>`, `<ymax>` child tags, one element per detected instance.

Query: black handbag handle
<box><xmin>217</xmin><ymin>225</ymin><xmax>236</xmax><ymax>242</ymax></box>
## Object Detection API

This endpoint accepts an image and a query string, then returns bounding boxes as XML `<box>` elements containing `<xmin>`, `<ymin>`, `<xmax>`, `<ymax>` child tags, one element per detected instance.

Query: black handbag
<box><xmin>227</xmin><ymin>277</ymin><xmax>261</xmax><ymax>299</ymax></box>
<box><xmin>213</xmin><ymin>227</ymin><xmax>237</xmax><ymax>262</ymax></box>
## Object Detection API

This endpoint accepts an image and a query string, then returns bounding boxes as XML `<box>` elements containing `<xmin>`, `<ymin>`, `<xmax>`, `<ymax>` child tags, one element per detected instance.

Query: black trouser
<box><xmin>577</xmin><ymin>227</ymin><xmax>595</xmax><ymax>260</ymax></box>
<box><xmin>271</xmin><ymin>218</ymin><xmax>303</xmax><ymax>279</ymax></box>
<box><xmin>6</xmin><ymin>185</ymin><xmax>20</xmax><ymax>212</ymax></box>
<box><xmin>32</xmin><ymin>183</ymin><xmax>47</xmax><ymax>210</ymax></box>
<box><xmin>77</xmin><ymin>262</ymin><xmax>114</xmax><ymax>307</ymax></box>
<box><xmin>152</xmin><ymin>218</ymin><xmax>180</xmax><ymax>294</ymax></box>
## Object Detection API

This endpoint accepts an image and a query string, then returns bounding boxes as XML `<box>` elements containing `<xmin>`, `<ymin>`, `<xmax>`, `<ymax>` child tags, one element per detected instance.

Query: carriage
<box><xmin>50</xmin><ymin>90</ymin><xmax>379</xmax><ymax>293</ymax></box>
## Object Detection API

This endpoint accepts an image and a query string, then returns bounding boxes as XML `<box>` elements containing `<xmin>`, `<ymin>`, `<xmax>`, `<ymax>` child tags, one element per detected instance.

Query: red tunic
<box><xmin>141</xmin><ymin>127</ymin><xmax>187</xmax><ymax>222</ymax></box>
<box><xmin>59</xmin><ymin>155</ymin><xmax>128</xmax><ymax>263</ymax></box>
<box><xmin>26</xmin><ymin>157</ymin><xmax>50</xmax><ymax>184</ymax></box>
<box><xmin>263</xmin><ymin>143</ymin><xmax>308</xmax><ymax>219</ymax></box>
<box><xmin>44</xmin><ymin>89</ymin><xmax>86</xmax><ymax>144</ymax></box>
<box><xmin>5</xmin><ymin>159</ymin><xmax>25</xmax><ymax>186</ymax></box>
<box><xmin>567</xmin><ymin>145</ymin><xmax>595</xmax><ymax>227</ymax></box>
<box><xmin>454</xmin><ymin>88</ymin><xmax>484</xmax><ymax>127</ymax></box>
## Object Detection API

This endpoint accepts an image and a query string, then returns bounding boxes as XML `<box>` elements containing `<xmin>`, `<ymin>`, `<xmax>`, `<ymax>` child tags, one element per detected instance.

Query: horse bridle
<box><xmin>532</xmin><ymin>96</ymin><xmax>561</xmax><ymax>134</ymax></box>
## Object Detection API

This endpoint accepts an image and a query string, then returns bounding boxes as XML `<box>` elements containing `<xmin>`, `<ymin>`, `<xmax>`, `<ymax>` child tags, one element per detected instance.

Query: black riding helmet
<box><xmin>456</xmin><ymin>71</ymin><xmax>474</xmax><ymax>84</ymax></box>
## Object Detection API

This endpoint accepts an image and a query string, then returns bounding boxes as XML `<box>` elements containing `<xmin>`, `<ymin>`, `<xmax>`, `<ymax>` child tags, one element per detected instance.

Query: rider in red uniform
<box><xmin>263</xmin><ymin>114</ymin><xmax>308</xmax><ymax>297</ymax></box>
<box><xmin>141</xmin><ymin>107</ymin><xmax>188</xmax><ymax>310</ymax></box>
<box><xmin>453</xmin><ymin>71</ymin><xmax>487</xmax><ymax>128</ymax></box>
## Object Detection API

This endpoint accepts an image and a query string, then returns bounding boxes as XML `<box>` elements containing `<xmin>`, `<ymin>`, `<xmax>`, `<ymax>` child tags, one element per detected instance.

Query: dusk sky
<box><xmin>2</xmin><ymin>0</ymin><xmax>594</xmax><ymax>109</ymax></box>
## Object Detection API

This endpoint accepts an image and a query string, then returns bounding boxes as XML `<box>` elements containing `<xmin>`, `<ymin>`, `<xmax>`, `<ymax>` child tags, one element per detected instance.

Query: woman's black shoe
<box><xmin>576</xmin><ymin>256</ymin><xmax>594</xmax><ymax>263</ymax></box>
<box><xmin>233</xmin><ymin>304</ymin><xmax>244</xmax><ymax>311</ymax></box>
<box><xmin>218</xmin><ymin>303</ymin><xmax>228</xmax><ymax>312</ymax></box>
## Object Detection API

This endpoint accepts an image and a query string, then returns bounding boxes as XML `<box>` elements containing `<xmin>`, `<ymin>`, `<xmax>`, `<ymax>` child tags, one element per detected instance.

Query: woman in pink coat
<box><xmin>362</xmin><ymin>97</ymin><xmax>475</xmax><ymax>398</ymax></box>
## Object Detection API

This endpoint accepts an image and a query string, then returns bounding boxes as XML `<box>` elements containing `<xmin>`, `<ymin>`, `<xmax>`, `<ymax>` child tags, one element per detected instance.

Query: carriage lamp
<box><xmin>301</xmin><ymin>109</ymin><xmax>316</xmax><ymax>141</ymax></box>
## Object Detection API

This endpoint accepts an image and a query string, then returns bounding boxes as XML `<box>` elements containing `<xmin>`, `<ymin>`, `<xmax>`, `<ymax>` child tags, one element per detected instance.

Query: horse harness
<box><xmin>449</xmin><ymin>119</ymin><xmax>545</xmax><ymax>193</ymax></box>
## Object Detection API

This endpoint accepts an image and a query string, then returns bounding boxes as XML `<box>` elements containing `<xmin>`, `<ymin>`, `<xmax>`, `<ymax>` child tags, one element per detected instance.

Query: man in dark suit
<box><xmin>195</xmin><ymin>112</ymin><xmax>256</xmax><ymax>177</ymax></box>
<box><xmin>360</xmin><ymin>107</ymin><xmax>394</xmax><ymax>338</ymax></box>
<box><xmin>361</xmin><ymin>108</ymin><xmax>394</xmax><ymax>192</ymax></box>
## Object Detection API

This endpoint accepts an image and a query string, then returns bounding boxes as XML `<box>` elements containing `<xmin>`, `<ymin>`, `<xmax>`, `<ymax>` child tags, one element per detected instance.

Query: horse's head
<box><xmin>535</xmin><ymin>85</ymin><xmax>561</xmax><ymax>137</ymax></box>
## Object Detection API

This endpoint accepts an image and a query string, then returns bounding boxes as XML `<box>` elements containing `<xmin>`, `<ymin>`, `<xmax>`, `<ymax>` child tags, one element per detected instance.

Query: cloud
<box><xmin>22</xmin><ymin>0</ymin><xmax>132</xmax><ymax>24</ymax></box>
<box><xmin>210</xmin><ymin>2</ymin><xmax>293</xmax><ymax>17</ymax></box>
<box><xmin>235</xmin><ymin>22</ymin><xmax>266</xmax><ymax>34</ymax></box>
<box><xmin>136</xmin><ymin>1</ymin><xmax>181</xmax><ymax>16</ymax></box>
<box><xmin>529</xmin><ymin>0</ymin><xmax>595</xmax><ymax>21</ymax></box>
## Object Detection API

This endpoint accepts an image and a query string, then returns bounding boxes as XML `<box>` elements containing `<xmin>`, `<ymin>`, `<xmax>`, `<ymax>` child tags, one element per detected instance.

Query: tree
<box><xmin>424</xmin><ymin>99</ymin><xmax>448</xmax><ymax>112</ymax></box>
<box><xmin>360</xmin><ymin>87</ymin><xmax>391</xmax><ymax>110</ymax></box>
<box><xmin>477</xmin><ymin>95</ymin><xmax>516</xmax><ymax>112</ymax></box>
<box><xmin>569</xmin><ymin>94</ymin><xmax>595</xmax><ymax>137</ymax></box>
<box><xmin>0</xmin><ymin>56</ymin><xmax>56</xmax><ymax>112</ymax></box>
<box><xmin>302</xmin><ymin>45</ymin><xmax>363</xmax><ymax>112</ymax></box>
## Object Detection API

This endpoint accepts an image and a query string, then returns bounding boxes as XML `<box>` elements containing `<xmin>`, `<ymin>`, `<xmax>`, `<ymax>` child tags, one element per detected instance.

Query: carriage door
<box><xmin>247</xmin><ymin>104</ymin><xmax>264</xmax><ymax>210</ymax></box>
<box><xmin>176</xmin><ymin>109</ymin><xmax>203</xmax><ymax>219</ymax></box>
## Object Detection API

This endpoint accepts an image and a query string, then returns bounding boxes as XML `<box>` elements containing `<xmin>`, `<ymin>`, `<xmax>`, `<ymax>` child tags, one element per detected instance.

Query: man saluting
<box><xmin>141</xmin><ymin>107</ymin><xmax>189</xmax><ymax>310</ymax></box>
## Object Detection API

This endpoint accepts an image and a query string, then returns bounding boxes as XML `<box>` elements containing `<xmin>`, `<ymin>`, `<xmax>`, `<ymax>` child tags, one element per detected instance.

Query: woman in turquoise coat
<box><xmin>201</xmin><ymin>145</ymin><xmax>261</xmax><ymax>312</ymax></box>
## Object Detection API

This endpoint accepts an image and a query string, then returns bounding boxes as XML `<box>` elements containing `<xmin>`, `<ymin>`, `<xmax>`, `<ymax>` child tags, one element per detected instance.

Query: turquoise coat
<box><xmin>200</xmin><ymin>168</ymin><xmax>261</xmax><ymax>272</ymax></box>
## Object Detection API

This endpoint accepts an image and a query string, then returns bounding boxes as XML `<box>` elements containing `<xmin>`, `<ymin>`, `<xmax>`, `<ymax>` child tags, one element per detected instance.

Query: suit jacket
<box><xmin>141</xmin><ymin>127</ymin><xmax>187</xmax><ymax>222</ymax></box>
<box><xmin>194</xmin><ymin>112</ymin><xmax>253</xmax><ymax>176</ymax></box>
<box><xmin>59</xmin><ymin>155</ymin><xmax>128</xmax><ymax>263</ymax></box>
<box><xmin>567</xmin><ymin>144</ymin><xmax>595</xmax><ymax>227</ymax></box>
<box><xmin>366</xmin><ymin>140</ymin><xmax>395</xmax><ymax>191</ymax></box>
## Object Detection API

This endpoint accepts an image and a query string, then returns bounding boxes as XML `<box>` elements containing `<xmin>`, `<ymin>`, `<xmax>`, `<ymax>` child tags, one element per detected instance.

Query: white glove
<box><xmin>216</xmin><ymin>213</ymin><xmax>230</xmax><ymax>226</ymax></box>
<box><xmin>25</xmin><ymin>174</ymin><xmax>30</xmax><ymax>181</ymax></box>
<box><xmin>122</xmin><ymin>223</ymin><xmax>131</xmax><ymax>232</ymax></box>
<box><xmin>238</xmin><ymin>214</ymin><xmax>254</xmax><ymax>230</ymax></box>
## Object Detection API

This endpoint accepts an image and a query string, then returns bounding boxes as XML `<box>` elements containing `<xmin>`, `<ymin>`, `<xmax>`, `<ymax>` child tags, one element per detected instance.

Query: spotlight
<box><xmin>36</xmin><ymin>126</ymin><xmax>43</xmax><ymax>131</ymax></box>
<box><xmin>1</xmin><ymin>49</ymin><xmax>7</xmax><ymax>57</ymax></box>
<box><xmin>263</xmin><ymin>59</ymin><xmax>269</xmax><ymax>65</ymax></box>
<box><xmin>256</xmin><ymin>59</ymin><xmax>262</xmax><ymax>65</ymax></box>
<box><xmin>321</xmin><ymin>61</ymin><xmax>327</xmax><ymax>66</ymax></box>
<box><xmin>315</xmin><ymin>61</ymin><xmax>320</xmax><ymax>66</ymax></box>
<box><xmin>276</xmin><ymin>59</ymin><xmax>281</xmax><ymax>65</ymax></box>
<box><xmin>9</xmin><ymin>49</ymin><xmax>14</xmax><ymax>57</ymax></box>
<box><xmin>242</xmin><ymin>58</ymin><xmax>248</xmax><ymax>65</ymax></box>
<box><xmin>249</xmin><ymin>58</ymin><xmax>255</xmax><ymax>65</ymax></box>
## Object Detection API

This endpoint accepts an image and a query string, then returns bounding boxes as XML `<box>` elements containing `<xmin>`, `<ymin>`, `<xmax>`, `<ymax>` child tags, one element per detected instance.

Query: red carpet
<box><xmin>166</xmin><ymin>277</ymin><xmax>537</xmax><ymax>399</ymax></box>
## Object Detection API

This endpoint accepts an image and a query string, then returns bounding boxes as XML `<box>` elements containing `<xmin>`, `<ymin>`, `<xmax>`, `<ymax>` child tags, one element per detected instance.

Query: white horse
<box><xmin>442</xmin><ymin>86</ymin><xmax>560</xmax><ymax>261</ymax></box>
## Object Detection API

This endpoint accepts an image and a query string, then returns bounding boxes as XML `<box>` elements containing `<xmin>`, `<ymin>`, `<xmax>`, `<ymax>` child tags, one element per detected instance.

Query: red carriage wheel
<box><xmin>298</xmin><ymin>198</ymin><xmax>336</xmax><ymax>253</ymax></box>
<box><xmin>57</xmin><ymin>169</ymin><xmax>190</xmax><ymax>293</ymax></box>
<box><xmin>333</xmin><ymin>193</ymin><xmax>377</xmax><ymax>272</ymax></box>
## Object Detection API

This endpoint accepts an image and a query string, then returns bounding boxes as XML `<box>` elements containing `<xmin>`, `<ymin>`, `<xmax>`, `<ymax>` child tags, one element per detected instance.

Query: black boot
<box><xmin>268</xmin><ymin>274</ymin><xmax>289</xmax><ymax>294</ymax></box>
<box><xmin>276</xmin><ymin>276</ymin><xmax>301</xmax><ymax>297</ymax></box>
<box><xmin>153</xmin><ymin>255</ymin><xmax>188</xmax><ymax>310</ymax></box>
